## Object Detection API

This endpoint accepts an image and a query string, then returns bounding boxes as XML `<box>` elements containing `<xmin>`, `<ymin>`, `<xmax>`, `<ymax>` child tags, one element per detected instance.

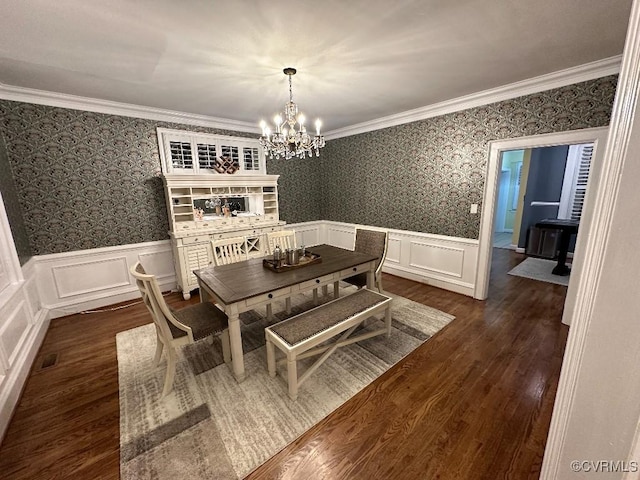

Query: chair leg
<box><xmin>322</xmin><ymin>285</ymin><xmax>328</xmax><ymax>297</ymax></box>
<box><xmin>266</xmin><ymin>303</ymin><xmax>273</xmax><ymax>319</ymax></box>
<box><xmin>285</xmin><ymin>297</ymin><xmax>292</xmax><ymax>314</ymax></box>
<box><xmin>333</xmin><ymin>281</ymin><xmax>340</xmax><ymax>298</ymax></box>
<box><xmin>162</xmin><ymin>349</ymin><xmax>177</xmax><ymax>397</ymax></box>
<box><xmin>313</xmin><ymin>288</ymin><xmax>319</xmax><ymax>305</ymax></box>
<box><xmin>221</xmin><ymin>330</ymin><xmax>231</xmax><ymax>364</ymax></box>
<box><xmin>153</xmin><ymin>335</ymin><xmax>164</xmax><ymax>367</ymax></box>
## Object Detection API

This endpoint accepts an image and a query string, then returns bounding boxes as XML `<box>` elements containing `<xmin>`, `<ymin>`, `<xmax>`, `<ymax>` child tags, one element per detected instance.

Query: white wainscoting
<box><xmin>0</xmin><ymin>258</ymin><xmax>48</xmax><ymax>441</ymax></box>
<box><xmin>1</xmin><ymin>222</ymin><xmax>478</xmax><ymax>441</ymax></box>
<box><xmin>288</xmin><ymin>221</ymin><xmax>479</xmax><ymax>297</ymax></box>
<box><xmin>35</xmin><ymin>240</ymin><xmax>176</xmax><ymax>318</ymax></box>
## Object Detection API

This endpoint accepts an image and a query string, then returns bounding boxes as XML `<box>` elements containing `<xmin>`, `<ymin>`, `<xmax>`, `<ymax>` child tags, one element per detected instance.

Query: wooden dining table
<box><xmin>194</xmin><ymin>244</ymin><xmax>378</xmax><ymax>382</ymax></box>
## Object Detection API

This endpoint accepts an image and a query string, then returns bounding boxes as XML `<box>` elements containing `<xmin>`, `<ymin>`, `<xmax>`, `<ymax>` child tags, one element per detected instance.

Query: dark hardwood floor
<box><xmin>0</xmin><ymin>248</ymin><xmax>569</xmax><ymax>479</ymax></box>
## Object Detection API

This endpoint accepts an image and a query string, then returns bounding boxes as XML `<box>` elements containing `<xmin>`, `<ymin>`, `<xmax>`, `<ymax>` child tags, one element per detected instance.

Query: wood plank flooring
<box><xmin>0</xmin><ymin>249</ymin><xmax>569</xmax><ymax>479</ymax></box>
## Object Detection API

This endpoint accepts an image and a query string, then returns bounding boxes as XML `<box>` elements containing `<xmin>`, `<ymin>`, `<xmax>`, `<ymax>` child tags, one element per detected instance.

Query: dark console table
<box><xmin>535</xmin><ymin>219</ymin><xmax>579</xmax><ymax>276</ymax></box>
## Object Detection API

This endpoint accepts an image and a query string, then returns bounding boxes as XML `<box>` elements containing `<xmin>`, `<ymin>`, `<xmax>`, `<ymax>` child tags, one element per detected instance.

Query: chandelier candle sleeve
<box><xmin>259</xmin><ymin>67</ymin><xmax>326</xmax><ymax>160</ymax></box>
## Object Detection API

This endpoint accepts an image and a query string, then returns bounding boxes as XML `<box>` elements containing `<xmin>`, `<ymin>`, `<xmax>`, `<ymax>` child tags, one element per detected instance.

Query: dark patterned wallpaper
<box><xmin>0</xmin><ymin>101</ymin><xmax>263</xmax><ymax>255</ymax></box>
<box><xmin>0</xmin><ymin>74</ymin><xmax>618</xmax><ymax>255</ymax></box>
<box><xmin>319</xmin><ymin>75</ymin><xmax>618</xmax><ymax>239</ymax></box>
<box><xmin>0</xmin><ymin>134</ymin><xmax>32</xmax><ymax>264</ymax></box>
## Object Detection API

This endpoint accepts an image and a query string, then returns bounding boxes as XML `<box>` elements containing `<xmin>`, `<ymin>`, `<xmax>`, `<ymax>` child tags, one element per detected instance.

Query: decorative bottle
<box><xmin>273</xmin><ymin>245</ymin><xmax>282</xmax><ymax>266</ymax></box>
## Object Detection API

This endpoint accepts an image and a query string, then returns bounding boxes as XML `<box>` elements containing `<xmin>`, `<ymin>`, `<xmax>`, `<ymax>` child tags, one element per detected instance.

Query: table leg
<box><xmin>226</xmin><ymin>306</ymin><xmax>245</xmax><ymax>382</ymax></box>
<box><xmin>367</xmin><ymin>264</ymin><xmax>375</xmax><ymax>289</ymax></box>
<box><xmin>552</xmin><ymin>231</ymin><xmax>572</xmax><ymax>276</ymax></box>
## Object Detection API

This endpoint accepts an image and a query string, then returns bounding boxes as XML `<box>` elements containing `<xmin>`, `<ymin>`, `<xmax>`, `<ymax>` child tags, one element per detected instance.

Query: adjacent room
<box><xmin>2</xmin><ymin>1</ymin><xmax>640</xmax><ymax>479</ymax></box>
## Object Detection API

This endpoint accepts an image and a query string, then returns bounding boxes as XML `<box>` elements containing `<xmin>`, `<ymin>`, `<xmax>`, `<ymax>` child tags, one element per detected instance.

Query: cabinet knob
<box><xmin>315</xmin><ymin>279</ymin><xmax>320</xmax><ymax>284</ymax></box>
<box><xmin>353</xmin><ymin>267</ymin><xmax>357</xmax><ymax>272</ymax></box>
<box><xmin>268</xmin><ymin>293</ymin><xmax>273</xmax><ymax>299</ymax></box>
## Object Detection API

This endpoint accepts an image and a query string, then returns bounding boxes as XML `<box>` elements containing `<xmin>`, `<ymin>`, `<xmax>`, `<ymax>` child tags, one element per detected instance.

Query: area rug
<box><xmin>507</xmin><ymin>257</ymin><xmax>571</xmax><ymax>286</ymax></box>
<box><xmin>117</xmin><ymin>286</ymin><xmax>455</xmax><ymax>479</ymax></box>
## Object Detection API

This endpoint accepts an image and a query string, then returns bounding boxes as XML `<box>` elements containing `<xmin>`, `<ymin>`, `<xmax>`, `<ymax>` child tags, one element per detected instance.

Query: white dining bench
<box><xmin>265</xmin><ymin>288</ymin><xmax>392</xmax><ymax>400</ymax></box>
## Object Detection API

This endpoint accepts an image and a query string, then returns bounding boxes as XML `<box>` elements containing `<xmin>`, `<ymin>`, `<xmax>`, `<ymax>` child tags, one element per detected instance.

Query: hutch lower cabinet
<box><xmin>163</xmin><ymin>174</ymin><xmax>284</xmax><ymax>299</ymax></box>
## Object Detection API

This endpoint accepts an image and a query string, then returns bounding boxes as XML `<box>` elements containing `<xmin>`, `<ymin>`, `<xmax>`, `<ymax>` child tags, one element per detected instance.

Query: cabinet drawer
<box><xmin>175</xmin><ymin>221</ymin><xmax>196</xmax><ymax>231</ymax></box>
<box><xmin>249</xmin><ymin>215</ymin><xmax>264</xmax><ymax>224</ymax></box>
<box><xmin>339</xmin><ymin>264</ymin><xmax>372</xmax><ymax>279</ymax></box>
<box><xmin>182</xmin><ymin>235</ymin><xmax>210</xmax><ymax>245</ymax></box>
<box><xmin>213</xmin><ymin>219</ymin><xmax>233</xmax><ymax>229</ymax></box>
<box><xmin>244</xmin><ymin>287</ymin><xmax>292</xmax><ymax>307</ymax></box>
<box><xmin>264</xmin><ymin>214</ymin><xmax>277</xmax><ymax>221</ymax></box>
<box><xmin>196</xmin><ymin>221</ymin><xmax>215</xmax><ymax>229</ymax></box>
<box><xmin>300</xmin><ymin>273</ymin><xmax>337</xmax><ymax>290</ymax></box>
<box><xmin>233</xmin><ymin>217</ymin><xmax>251</xmax><ymax>226</ymax></box>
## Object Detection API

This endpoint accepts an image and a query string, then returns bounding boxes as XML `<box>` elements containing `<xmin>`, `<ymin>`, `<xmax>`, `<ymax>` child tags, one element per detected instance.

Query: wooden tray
<box><xmin>263</xmin><ymin>252</ymin><xmax>322</xmax><ymax>272</ymax></box>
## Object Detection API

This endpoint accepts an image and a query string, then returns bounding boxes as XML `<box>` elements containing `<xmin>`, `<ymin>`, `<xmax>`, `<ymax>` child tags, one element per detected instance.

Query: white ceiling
<box><xmin>0</xmin><ymin>0</ymin><xmax>633</xmax><ymax>134</ymax></box>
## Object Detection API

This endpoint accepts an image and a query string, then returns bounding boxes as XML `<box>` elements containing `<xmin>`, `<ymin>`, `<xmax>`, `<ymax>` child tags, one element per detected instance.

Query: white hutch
<box><xmin>157</xmin><ymin>128</ymin><xmax>284</xmax><ymax>299</ymax></box>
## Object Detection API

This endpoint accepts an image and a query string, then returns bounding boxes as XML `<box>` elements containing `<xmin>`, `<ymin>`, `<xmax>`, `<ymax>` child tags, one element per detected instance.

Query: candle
<box><xmin>315</xmin><ymin>119</ymin><xmax>322</xmax><ymax>136</ymax></box>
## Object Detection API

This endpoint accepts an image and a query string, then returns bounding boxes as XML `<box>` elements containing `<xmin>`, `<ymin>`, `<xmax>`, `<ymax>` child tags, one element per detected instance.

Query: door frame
<box><xmin>474</xmin><ymin>126</ymin><xmax>609</xmax><ymax>320</ymax></box>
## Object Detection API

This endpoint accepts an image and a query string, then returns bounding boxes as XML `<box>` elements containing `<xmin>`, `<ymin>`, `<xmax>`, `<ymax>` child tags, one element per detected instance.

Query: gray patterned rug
<box><xmin>117</xmin><ymin>286</ymin><xmax>454</xmax><ymax>479</ymax></box>
<box><xmin>507</xmin><ymin>257</ymin><xmax>571</xmax><ymax>286</ymax></box>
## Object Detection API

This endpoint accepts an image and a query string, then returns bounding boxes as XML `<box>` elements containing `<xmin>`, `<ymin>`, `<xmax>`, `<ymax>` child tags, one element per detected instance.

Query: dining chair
<box><xmin>342</xmin><ymin>228</ymin><xmax>389</xmax><ymax>293</ymax></box>
<box><xmin>211</xmin><ymin>236</ymin><xmax>248</xmax><ymax>266</ymax></box>
<box><xmin>130</xmin><ymin>262</ymin><xmax>230</xmax><ymax>397</ymax></box>
<box><xmin>265</xmin><ymin>230</ymin><xmax>297</xmax><ymax>254</ymax></box>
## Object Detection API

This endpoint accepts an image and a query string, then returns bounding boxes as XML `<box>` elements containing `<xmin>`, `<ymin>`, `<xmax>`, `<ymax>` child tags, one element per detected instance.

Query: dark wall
<box><xmin>518</xmin><ymin>145</ymin><xmax>569</xmax><ymax>248</ymax></box>
<box><xmin>0</xmin><ymin>75</ymin><xmax>618</xmax><ymax>256</ymax></box>
<box><xmin>320</xmin><ymin>76</ymin><xmax>617</xmax><ymax>239</ymax></box>
<box><xmin>0</xmin><ymin>133</ymin><xmax>32</xmax><ymax>264</ymax></box>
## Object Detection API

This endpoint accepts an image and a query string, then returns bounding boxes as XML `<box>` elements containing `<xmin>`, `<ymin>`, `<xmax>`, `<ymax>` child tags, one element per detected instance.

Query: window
<box><xmin>243</xmin><ymin>147</ymin><xmax>260</xmax><ymax>171</ymax></box>
<box><xmin>558</xmin><ymin>143</ymin><xmax>593</xmax><ymax>221</ymax></box>
<box><xmin>157</xmin><ymin>128</ymin><xmax>265</xmax><ymax>175</ymax></box>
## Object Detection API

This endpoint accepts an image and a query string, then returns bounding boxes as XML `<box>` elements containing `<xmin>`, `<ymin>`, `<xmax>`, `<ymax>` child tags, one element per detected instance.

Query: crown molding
<box><xmin>0</xmin><ymin>83</ymin><xmax>260</xmax><ymax>134</ymax></box>
<box><xmin>0</xmin><ymin>56</ymin><xmax>621</xmax><ymax>140</ymax></box>
<box><xmin>324</xmin><ymin>55</ymin><xmax>622</xmax><ymax>140</ymax></box>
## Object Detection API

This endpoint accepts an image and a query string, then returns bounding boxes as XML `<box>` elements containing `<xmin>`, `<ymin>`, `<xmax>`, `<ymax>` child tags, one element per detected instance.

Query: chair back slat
<box><xmin>212</xmin><ymin>236</ymin><xmax>248</xmax><ymax>266</ymax></box>
<box><xmin>266</xmin><ymin>230</ymin><xmax>297</xmax><ymax>254</ymax></box>
<box><xmin>130</xmin><ymin>262</ymin><xmax>190</xmax><ymax>342</ymax></box>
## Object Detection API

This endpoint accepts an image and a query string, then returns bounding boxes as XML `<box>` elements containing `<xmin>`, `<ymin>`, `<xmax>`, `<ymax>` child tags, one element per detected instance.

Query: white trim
<box><xmin>0</xmin><ymin>83</ymin><xmax>259</xmax><ymax>134</ymax></box>
<box><xmin>540</xmin><ymin>0</ymin><xmax>640</xmax><ymax>476</ymax></box>
<box><xmin>325</xmin><ymin>56</ymin><xmax>621</xmax><ymax>139</ymax></box>
<box><xmin>0</xmin><ymin>57</ymin><xmax>620</xmax><ymax>141</ymax></box>
<box><xmin>474</xmin><ymin>126</ymin><xmax>610</xmax><ymax>301</ymax></box>
<box><xmin>0</xmin><ymin>307</ymin><xmax>49</xmax><ymax>441</ymax></box>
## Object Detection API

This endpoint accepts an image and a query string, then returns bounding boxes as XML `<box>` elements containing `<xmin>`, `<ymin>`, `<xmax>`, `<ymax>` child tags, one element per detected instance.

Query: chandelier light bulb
<box><xmin>315</xmin><ymin>119</ymin><xmax>322</xmax><ymax>136</ymax></box>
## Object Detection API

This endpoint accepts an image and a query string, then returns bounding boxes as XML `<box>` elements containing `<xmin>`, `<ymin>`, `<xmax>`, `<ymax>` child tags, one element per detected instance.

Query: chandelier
<box><xmin>259</xmin><ymin>68</ymin><xmax>325</xmax><ymax>159</ymax></box>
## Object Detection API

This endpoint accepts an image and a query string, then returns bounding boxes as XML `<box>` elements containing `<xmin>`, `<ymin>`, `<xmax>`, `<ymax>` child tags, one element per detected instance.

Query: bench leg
<box><xmin>334</xmin><ymin>281</ymin><xmax>340</xmax><ymax>298</ymax></box>
<box><xmin>287</xmin><ymin>354</ymin><xmax>298</xmax><ymax>401</ymax></box>
<box><xmin>385</xmin><ymin>305</ymin><xmax>392</xmax><ymax>337</ymax></box>
<box><xmin>266</xmin><ymin>336</ymin><xmax>276</xmax><ymax>377</ymax></box>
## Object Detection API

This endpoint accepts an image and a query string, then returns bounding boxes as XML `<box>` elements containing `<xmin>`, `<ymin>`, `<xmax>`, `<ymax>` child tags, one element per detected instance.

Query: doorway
<box><xmin>474</xmin><ymin>127</ymin><xmax>609</xmax><ymax>327</ymax></box>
